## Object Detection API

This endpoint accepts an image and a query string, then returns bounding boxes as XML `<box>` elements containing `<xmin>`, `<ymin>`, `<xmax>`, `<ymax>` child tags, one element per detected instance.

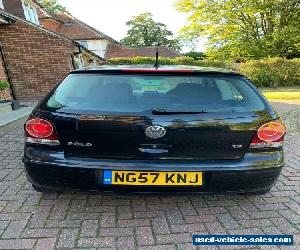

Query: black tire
<box><xmin>32</xmin><ymin>184</ymin><xmax>56</xmax><ymax>193</ymax></box>
<box><xmin>240</xmin><ymin>188</ymin><xmax>271</xmax><ymax>195</ymax></box>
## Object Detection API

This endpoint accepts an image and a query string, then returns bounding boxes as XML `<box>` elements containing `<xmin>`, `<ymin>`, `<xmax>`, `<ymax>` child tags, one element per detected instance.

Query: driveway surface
<box><xmin>0</xmin><ymin>101</ymin><xmax>299</xmax><ymax>249</ymax></box>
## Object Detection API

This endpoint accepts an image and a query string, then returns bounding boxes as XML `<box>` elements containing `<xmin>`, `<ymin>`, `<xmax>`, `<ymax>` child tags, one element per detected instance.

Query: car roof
<box><xmin>72</xmin><ymin>64</ymin><xmax>242</xmax><ymax>76</ymax></box>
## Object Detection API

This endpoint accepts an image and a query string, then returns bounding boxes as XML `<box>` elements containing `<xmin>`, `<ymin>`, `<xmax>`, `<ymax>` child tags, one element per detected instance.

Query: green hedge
<box><xmin>0</xmin><ymin>80</ymin><xmax>10</xmax><ymax>91</ymax></box>
<box><xmin>108</xmin><ymin>57</ymin><xmax>300</xmax><ymax>87</ymax></box>
<box><xmin>108</xmin><ymin>56</ymin><xmax>228</xmax><ymax>69</ymax></box>
<box><xmin>239</xmin><ymin>58</ymin><xmax>300</xmax><ymax>87</ymax></box>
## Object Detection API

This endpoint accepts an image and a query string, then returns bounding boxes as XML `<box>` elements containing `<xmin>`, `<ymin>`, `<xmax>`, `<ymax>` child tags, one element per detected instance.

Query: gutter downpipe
<box><xmin>0</xmin><ymin>41</ymin><xmax>17</xmax><ymax>100</ymax></box>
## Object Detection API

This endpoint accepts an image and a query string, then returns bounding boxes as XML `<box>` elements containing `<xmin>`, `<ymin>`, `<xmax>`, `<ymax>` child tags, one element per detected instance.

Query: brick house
<box><xmin>37</xmin><ymin>9</ymin><xmax>179</xmax><ymax>60</ymax></box>
<box><xmin>0</xmin><ymin>0</ymin><xmax>105</xmax><ymax>101</ymax></box>
<box><xmin>0</xmin><ymin>0</ymin><xmax>181</xmax><ymax>101</ymax></box>
<box><xmin>38</xmin><ymin>11</ymin><xmax>120</xmax><ymax>59</ymax></box>
<box><xmin>105</xmin><ymin>44</ymin><xmax>180</xmax><ymax>59</ymax></box>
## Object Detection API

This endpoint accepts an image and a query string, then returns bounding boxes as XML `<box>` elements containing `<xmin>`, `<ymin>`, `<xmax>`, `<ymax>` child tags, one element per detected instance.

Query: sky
<box><xmin>57</xmin><ymin>0</ymin><xmax>205</xmax><ymax>52</ymax></box>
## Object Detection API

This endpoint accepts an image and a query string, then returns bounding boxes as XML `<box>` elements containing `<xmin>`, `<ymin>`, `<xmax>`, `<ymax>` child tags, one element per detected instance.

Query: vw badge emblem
<box><xmin>145</xmin><ymin>125</ymin><xmax>166</xmax><ymax>139</ymax></box>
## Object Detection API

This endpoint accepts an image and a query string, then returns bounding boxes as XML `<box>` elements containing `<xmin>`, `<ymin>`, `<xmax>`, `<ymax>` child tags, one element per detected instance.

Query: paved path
<box><xmin>0</xmin><ymin>103</ymin><xmax>299</xmax><ymax>249</ymax></box>
<box><xmin>0</xmin><ymin>106</ymin><xmax>33</xmax><ymax>127</ymax></box>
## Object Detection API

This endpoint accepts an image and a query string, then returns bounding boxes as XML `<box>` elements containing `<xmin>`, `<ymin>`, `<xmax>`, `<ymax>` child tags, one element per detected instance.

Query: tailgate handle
<box><xmin>138</xmin><ymin>148</ymin><xmax>168</xmax><ymax>154</ymax></box>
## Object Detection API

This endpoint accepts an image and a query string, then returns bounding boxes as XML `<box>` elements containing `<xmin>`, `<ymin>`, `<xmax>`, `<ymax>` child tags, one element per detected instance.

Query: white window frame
<box><xmin>73</xmin><ymin>54</ymin><xmax>84</xmax><ymax>69</ymax></box>
<box><xmin>22</xmin><ymin>0</ymin><xmax>40</xmax><ymax>25</ymax></box>
<box><xmin>0</xmin><ymin>0</ymin><xmax>4</xmax><ymax>9</ymax></box>
<box><xmin>78</xmin><ymin>41</ymin><xmax>89</xmax><ymax>49</ymax></box>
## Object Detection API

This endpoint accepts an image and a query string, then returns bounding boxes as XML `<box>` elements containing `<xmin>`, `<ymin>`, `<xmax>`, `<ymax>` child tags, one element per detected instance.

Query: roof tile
<box><xmin>105</xmin><ymin>44</ymin><xmax>180</xmax><ymax>59</ymax></box>
<box><xmin>39</xmin><ymin>12</ymin><xmax>118</xmax><ymax>43</ymax></box>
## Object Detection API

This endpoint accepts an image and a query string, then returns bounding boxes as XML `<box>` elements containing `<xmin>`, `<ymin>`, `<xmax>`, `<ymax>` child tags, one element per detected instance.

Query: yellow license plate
<box><xmin>103</xmin><ymin>170</ymin><xmax>203</xmax><ymax>186</ymax></box>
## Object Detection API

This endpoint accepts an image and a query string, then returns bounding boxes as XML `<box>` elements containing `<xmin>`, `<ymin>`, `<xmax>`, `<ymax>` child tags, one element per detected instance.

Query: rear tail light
<box><xmin>25</xmin><ymin>118</ymin><xmax>60</xmax><ymax>146</ymax></box>
<box><xmin>249</xmin><ymin>121</ymin><xmax>285</xmax><ymax>148</ymax></box>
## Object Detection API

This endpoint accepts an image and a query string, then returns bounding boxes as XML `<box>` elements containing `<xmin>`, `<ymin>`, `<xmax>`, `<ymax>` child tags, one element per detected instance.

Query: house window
<box><xmin>73</xmin><ymin>54</ymin><xmax>84</xmax><ymax>69</ymax></box>
<box><xmin>0</xmin><ymin>0</ymin><xmax>4</xmax><ymax>9</ymax></box>
<box><xmin>22</xmin><ymin>0</ymin><xmax>40</xmax><ymax>25</ymax></box>
<box><xmin>78</xmin><ymin>41</ymin><xmax>88</xmax><ymax>49</ymax></box>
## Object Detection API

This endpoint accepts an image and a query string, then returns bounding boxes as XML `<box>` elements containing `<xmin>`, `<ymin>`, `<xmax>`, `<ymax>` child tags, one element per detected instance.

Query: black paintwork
<box><xmin>23</xmin><ymin>65</ymin><xmax>284</xmax><ymax>193</ymax></box>
<box><xmin>32</xmin><ymin>109</ymin><xmax>277</xmax><ymax>161</ymax></box>
<box><xmin>71</xmin><ymin>65</ymin><xmax>242</xmax><ymax>76</ymax></box>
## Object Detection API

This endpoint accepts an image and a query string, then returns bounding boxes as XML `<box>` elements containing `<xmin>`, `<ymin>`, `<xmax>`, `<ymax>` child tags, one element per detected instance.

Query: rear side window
<box><xmin>45</xmin><ymin>74</ymin><xmax>266</xmax><ymax>113</ymax></box>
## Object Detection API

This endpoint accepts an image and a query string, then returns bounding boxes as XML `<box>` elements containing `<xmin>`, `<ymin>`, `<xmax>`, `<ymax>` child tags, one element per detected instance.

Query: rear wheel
<box><xmin>32</xmin><ymin>184</ymin><xmax>56</xmax><ymax>193</ymax></box>
<box><xmin>240</xmin><ymin>188</ymin><xmax>271</xmax><ymax>195</ymax></box>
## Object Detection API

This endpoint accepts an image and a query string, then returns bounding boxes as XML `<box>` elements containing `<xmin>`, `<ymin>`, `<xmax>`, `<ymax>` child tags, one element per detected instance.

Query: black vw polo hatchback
<box><xmin>23</xmin><ymin>65</ymin><xmax>285</xmax><ymax>194</ymax></box>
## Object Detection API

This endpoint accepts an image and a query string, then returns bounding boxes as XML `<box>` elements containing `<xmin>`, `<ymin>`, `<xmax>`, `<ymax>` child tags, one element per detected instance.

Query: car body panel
<box><xmin>32</xmin><ymin>109</ymin><xmax>278</xmax><ymax>161</ymax></box>
<box><xmin>23</xmin><ymin>65</ymin><xmax>284</xmax><ymax>193</ymax></box>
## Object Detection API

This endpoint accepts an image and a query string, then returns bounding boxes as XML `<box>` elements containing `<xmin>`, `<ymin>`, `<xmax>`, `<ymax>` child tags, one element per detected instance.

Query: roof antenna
<box><xmin>154</xmin><ymin>46</ymin><xmax>159</xmax><ymax>69</ymax></box>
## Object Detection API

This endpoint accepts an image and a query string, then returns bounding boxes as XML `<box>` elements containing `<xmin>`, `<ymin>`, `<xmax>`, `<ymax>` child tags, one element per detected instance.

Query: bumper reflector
<box><xmin>25</xmin><ymin>137</ymin><xmax>60</xmax><ymax>146</ymax></box>
<box><xmin>249</xmin><ymin>141</ymin><xmax>283</xmax><ymax>148</ymax></box>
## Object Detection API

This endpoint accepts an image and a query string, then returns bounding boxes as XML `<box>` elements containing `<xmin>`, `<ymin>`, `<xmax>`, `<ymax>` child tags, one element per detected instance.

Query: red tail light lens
<box><xmin>25</xmin><ymin>118</ymin><xmax>59</xmax><ymax>145</ymax></box>
<box><xmin>257</xmin><ymin>121</ymin><xmax>285</xmax><ymax>142</ymax></box>
<box><xmin>250</xmin><ymin>121</ymin><xmax>285</xmax><ymax>148</ymax></box>
<box><xmin>26</xmin><ymin>118</ymin><xmax>54</xmax><ymax>138</ymax></box>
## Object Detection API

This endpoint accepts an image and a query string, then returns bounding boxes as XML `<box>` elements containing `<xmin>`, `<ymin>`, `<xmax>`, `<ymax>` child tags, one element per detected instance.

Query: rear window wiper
<box><xmin>152</xmin><ymin>109</ymin><xmax>208</xmax><ymax>115</ymax></box>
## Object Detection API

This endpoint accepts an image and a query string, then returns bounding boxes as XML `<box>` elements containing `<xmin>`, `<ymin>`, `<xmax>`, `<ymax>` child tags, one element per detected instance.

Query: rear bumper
<box><xmin>23</xmin><ymin>146</ymin><xmax>284</xmax><ymax>193</ymax></box>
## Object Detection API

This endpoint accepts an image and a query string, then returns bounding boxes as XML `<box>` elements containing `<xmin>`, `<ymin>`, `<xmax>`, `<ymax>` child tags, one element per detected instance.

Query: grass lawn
<box><xmin>260</xmin><ymin>87</ymin><xmax>300</xmax><ymax>100</ymax></box>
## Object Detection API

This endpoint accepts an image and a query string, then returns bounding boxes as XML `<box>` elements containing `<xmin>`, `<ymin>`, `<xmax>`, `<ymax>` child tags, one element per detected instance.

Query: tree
<box><xmin>176</xmin><ymin>0</ymin><xmax>300</xmax><ymax>60</ymax></box>
<box><xmin>183</xmin><ymin>51</ymin><xmax>205</xmax><ymax>60</ymax></box>
<box><xmin>121</xmin><ymin>12</ymin><xmax>181</xmax><ymax>51</ymax></box>
<box><xmin>37</xmin><ymin>0</ymin><xmax>67</xmax><ymax>13</ymax></box>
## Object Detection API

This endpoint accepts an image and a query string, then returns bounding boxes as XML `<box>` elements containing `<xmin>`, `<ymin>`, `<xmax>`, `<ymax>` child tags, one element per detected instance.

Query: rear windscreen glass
<box><xmin>46</xmin><ymin>74</ymin><xmax>266</xmax><ymax>113</ymax></box>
